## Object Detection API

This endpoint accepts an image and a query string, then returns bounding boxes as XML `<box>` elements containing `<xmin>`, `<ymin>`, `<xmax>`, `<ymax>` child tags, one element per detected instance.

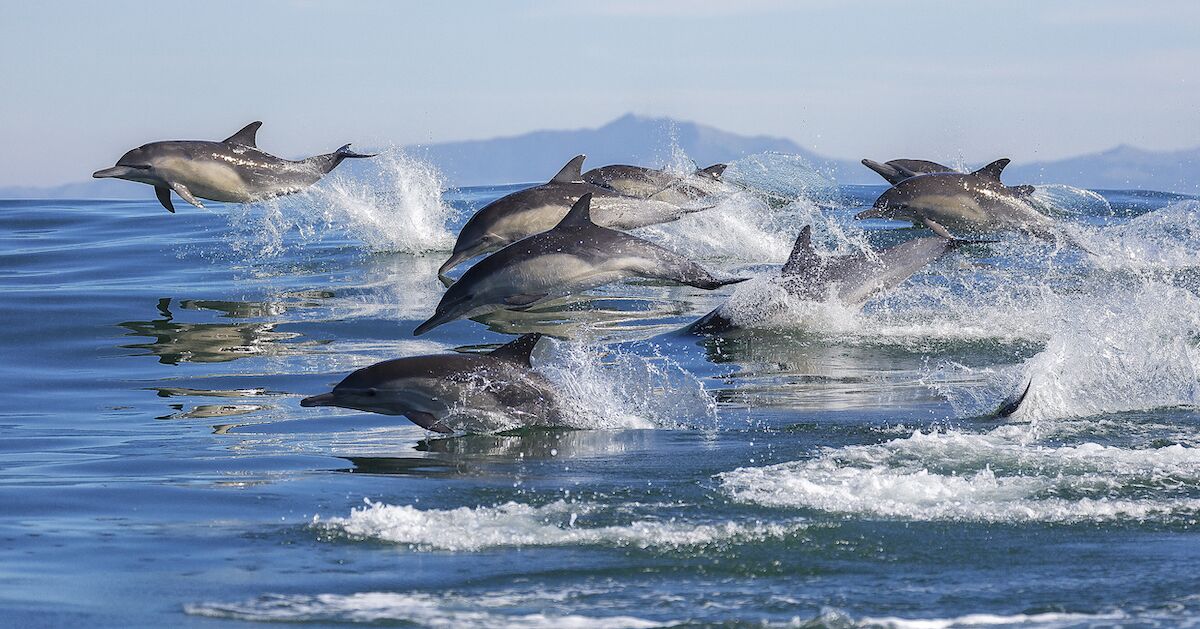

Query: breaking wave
<box><xmin>312</xmin><ymin>498</ymin><xmax>804</xmax><ymax>552</ymax></box>
<box><xmin>719</xmin><ymin>427</ymin><xmax>1200</xmax><ymax>524</ymax></box>
<box><xmin>186</xmin><ymin>590</ymin><xmax>667</xmax><ymax>628</ymax></box>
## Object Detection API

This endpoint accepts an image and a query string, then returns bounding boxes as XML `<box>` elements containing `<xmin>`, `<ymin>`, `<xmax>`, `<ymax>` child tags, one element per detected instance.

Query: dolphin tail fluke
<box><xmin>335</xmin><ymin>144</ymin><xmax>376</xmax><ymax>160</ymax></box>
<box><xmin>995</xmin><ymin>378</ymin><xmax>1032</xmax><ymax>418</ymax></box>
<box><xmin>696</xmin><ymin>164</ymin><xmax>727</xmax><ymax>180</ymax></box>
<box><xmin>690</xmin><ymin>275</ymin><xmax>751</xmax><ymax>290</ymax></box>
<box><xmin>310</xmin><ymin>144</ymin><xmax>377</xmax><ymax>174</ymax></box>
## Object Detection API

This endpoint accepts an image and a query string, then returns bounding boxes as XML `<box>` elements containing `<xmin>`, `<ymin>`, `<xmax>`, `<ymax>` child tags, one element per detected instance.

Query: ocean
<box><xmin>2</xmin><ymin>152</ymin><xmax>1199</xmax><ymax>627</ymax></box>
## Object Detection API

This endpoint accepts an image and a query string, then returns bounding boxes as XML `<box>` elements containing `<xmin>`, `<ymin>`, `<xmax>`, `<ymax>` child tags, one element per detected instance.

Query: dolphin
<box><xmin>689</xmin><ymin>221</ymin><xmax>992</xmax><ymax>334</ymax></box>
<box><xmin>417</xmin><ymin>193</ymin><xmax>747</xmax><ymax>335</ymax></box>
<box><xmin>92</xmin><ymin>121</ymin><xmax>375</xmax><ymax>213</ymax></box>
<box><xmin>438</xmin><ymin>155</ymin><xmax>715</xmax><ymax>276</ymax></box>
<box><xmin>300</xmin><ymin>333</ymin><xmax>560</xmax><ymax>433</ymax></box>
<box><xmin>854</xmin><ymin>158</ymin><xmax>1051</xmax><ymax>237</ymax></box>
<box><xmin>583</xmin><ymin>163</ymin><xmax>727</xmax><ymax>204</ymax></box>
<box><xmin>861</xmin><ymin>158</ymin><xmax>957</xmax><ymax>185</ymax></box>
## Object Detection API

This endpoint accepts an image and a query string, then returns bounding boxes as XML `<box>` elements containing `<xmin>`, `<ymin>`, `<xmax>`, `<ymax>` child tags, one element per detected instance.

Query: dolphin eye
<box><xmin>366</xmin><ymin>388</ymin><xmax>378</xmax><ymax>397</ymax></box>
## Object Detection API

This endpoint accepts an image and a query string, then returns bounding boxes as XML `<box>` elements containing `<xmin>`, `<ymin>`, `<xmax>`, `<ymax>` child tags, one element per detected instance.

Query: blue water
<box><xmin>2</xmin><ymin>155</ymin><xmax>1200</xmax><ymax>627</ymax></box>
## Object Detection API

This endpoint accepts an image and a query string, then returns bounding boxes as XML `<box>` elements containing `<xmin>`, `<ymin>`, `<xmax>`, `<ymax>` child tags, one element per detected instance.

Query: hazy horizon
<box><xmin>3</xmin><ymin>0</ymin><xmax>1199</xmax><ymax>187</ymax></box>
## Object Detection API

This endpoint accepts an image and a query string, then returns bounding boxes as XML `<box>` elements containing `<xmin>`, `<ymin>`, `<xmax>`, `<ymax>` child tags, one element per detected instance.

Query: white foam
<box><xmin>857</xmin><ymin>610</ymin><xmax>1128</xmax><ymax>629</ymax></box>
<box><xmin>314</xmin><ymin>498</ymin><xmax>805</xmax><ymax>551</ymax></box>
<box><xmin>977</xmin><ymin>283</ymin><xmax>1200</xmax><ymax>422</ymax></box>
<box><xmin>720</xmin><ymin>428</ymin><xmax>1200</xmax><ymax>523</ymax></box>
<box><xmin>186</xmin><ymin>591</ymin><xmax>667</xmax><ymax>628</ymax></box>
<box><xmin>225</xmin><ymin>149</ymin><xmax>458</xmax><ymax>258</ymax></box>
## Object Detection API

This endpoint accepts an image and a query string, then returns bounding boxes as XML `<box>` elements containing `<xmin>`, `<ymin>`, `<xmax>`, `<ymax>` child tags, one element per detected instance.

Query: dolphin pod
<box><xmin>855</xmin><ymin>158</ymin><xmax>1059</xmax><ymax>239</ymax></box>
<box><xmin>438</xmin><ymin>155</ymin><xmax>717</xmax><ymax>276</ymax></box>
<box><xmin>93</xmin><ymin>121</ymin><xmax>375</xmax><ymax>212</ymax></box>
<box><xmin>689</xmin><ymin>220</ymin><xmax>992</xmax><ymax>334</ymax></box>
<box><xmin>301</xmin><ymin>333</ymin><xmax>559</xmax><ymax>433</ymax></box>
<box><xmin>415</xmin><ymin>193</ymin><xmax>747</xmax><ymax>336</ymax></box>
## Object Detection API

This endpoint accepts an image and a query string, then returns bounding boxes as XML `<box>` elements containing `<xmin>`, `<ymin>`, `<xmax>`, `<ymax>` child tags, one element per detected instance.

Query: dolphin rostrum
<box><xmin>417</xmin><ymin>193</ymin><xmax>747</xmax><ymax>335</ymax></box>
<box><xmin>583</xmin><ymin>163</ymin><xmax>727</xmax><ymax>204</ymax></box>
<box><xmin>860</xmin><ymin>158</ymin><xmax>957</xmax><ymax>185</ymax></box>
<box><xmin>301</xmin><ymin>333</ymin><xmax>560</xmax><ymax>433</ymax></box>
<box><xmin>689</xmin><ymin>221</ymin><xmax>992</xmax><ymax>334</ymax></box>
<box><xmin>855</xmin><ymin>158</ymin><xmax>1050</xmax><ymax>237</ymax></box>
<box><xmin>438</xmin><ymin>155</ymin><xmax>715</xmax><ymax>276</ymax></box>
<box><xmin>93</xmin><ymin>121</ymin><xmax>375</xmax><ymax>213</ymax></box>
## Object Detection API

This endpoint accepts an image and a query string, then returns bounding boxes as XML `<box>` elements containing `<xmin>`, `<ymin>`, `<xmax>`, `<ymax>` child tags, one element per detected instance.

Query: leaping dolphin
<box><xmin>689</xmin><ymin>221</ymin><xmax>992</xmax><ymax>334</ymax></box>
<box><xmin>417</xmin><ymin>193</ymin><xmax>747</xmax><ymax>335</ymax></box>
<box><xmin>93</xmin><ymin>121</ymin><xmax>375</xmax><ymax>213</ymax></box>
<box><xmin>301</xmin><ymin>333</ymin><xmax>560</xmax><ymax>433</ymax></box>
<box><xmin>855</xmin><ymin>158</ymin><xmax>1051</xmax><ymax>238</ymax></box>
<box><xmin>583</xmin><ymin>163</ymin><xmax>727</xmax><ymax>204</ymax></box>
<box><xmin>438</xmin><ymin>155</ymin><xmax>715</xmax><ymax>276</ymax></box>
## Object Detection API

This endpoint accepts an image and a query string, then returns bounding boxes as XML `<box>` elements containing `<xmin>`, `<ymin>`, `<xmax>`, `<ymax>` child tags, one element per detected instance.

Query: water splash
<box><xmin>539</xmin><ymin>340</ymin><xmax>718</xmax><ymax>431</ymax></box>
<box><xmin>225</xmin><ymin>149</ymin><xmax>458</xmax><ymax>259</ymax></box>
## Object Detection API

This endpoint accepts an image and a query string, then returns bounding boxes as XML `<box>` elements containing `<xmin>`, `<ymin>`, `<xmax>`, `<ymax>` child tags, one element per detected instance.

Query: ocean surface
<box><xmin>2</xmin><ymin>152</ymin><xmax>1199</xmax><ymax>628</ymax></box>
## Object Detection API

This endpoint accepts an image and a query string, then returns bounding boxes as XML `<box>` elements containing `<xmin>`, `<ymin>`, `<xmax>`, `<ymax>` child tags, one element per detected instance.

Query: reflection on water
<box><xmin>472</xmin><ymin>295</ymin><xmax>690</xmax><ymax>340</ymax></box>
<box><xmin>337</xmin><ymin>430</ymin><xmax>655</xmax><ymax>478</ymax></box>
<box><xmin>416</xmin><ymin>428</ymin><xmax>652</xmax><ymax>459</ymax></box>
<box><xmin>698</xmin><ymin>331</ymin><xmax>987</xmax><ymax>410</ymax></box>
<box><xmin>119</xmin><ymin>298</ymin><xmax>301</xmax><ymax>365</ymax></box>
<box><xmin>156</xmin><ymin>403</ymin><xmax>268</xmax><ymax>420</ymax></box>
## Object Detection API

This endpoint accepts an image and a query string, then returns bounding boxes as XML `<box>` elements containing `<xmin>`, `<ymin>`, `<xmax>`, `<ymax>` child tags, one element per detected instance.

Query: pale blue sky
<box><xmin>2</xmin><ymin>0</ymin><xmax>1198</xmax><ymax>186</ymax></box>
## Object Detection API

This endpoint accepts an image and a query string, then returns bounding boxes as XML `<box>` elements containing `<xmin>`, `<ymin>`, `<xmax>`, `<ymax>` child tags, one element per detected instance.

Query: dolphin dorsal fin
<box><xmin>972</xmin><ymin>158</ymin><xmax>1010</xmax><ymax>181</ymax></box>
<box><xmin>489</xmin><ymin>333</ymin><xmax>543</xmax><ymax>365</ymax></box>
<box><xmin>555</xmin><ymin>193</ymin><xmax>594</xmax><ymax>229</ymax></box>
<box><xmin>550</xmin><ymin>155</ymin><xmax>586</xmax><ymax>183</ymax></box>
<box><xmin>696</xmin><ymin>163</ymin><xmax>727</xmax><ymax>180</ymax></box>
<box><xmin>223</xmin><ymin>121</ymin><xmax>262</xmax><ymax>147</ymax></box>
<box><xmin>782</xmin><ymin>225</ymin><xmax>819</xmax><ymax>275</ymax></box>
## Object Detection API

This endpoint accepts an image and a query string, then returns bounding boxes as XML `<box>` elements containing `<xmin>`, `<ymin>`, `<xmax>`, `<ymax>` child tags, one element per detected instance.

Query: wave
<box><xmin>313</xmin><ymin>498</ymin><xmax>805</xmax><ymax>551</ymax></box>
<box><xmin>719</xmin><ymin>427</ymin><xmax>1200</xmax><ymax>524</ymax></box>
<box><xmin>186</xmin><ymin>590</ymin><xmax>668</xmax><ymax>628</ymax></box>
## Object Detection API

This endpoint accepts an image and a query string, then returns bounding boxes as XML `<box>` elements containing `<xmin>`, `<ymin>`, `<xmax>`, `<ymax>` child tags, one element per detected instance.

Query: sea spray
<box><xmin>224</xmin><ymin>149</ymin><xmax>458</xmax><ymax>259</ymax></box>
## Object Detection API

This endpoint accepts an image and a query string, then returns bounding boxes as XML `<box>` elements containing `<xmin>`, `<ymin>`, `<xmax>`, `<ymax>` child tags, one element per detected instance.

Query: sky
<box><xmin>2</xmin><ymin>0</ymin><xmax>1198</xmax><ymax>187</ymax></box>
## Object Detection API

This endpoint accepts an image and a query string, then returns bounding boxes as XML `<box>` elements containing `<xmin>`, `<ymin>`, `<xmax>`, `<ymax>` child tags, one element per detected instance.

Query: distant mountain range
<box><xmin>4</xmin><ymin>114</ymin><xmax>1197</xmax><ymax>197</ymax></box>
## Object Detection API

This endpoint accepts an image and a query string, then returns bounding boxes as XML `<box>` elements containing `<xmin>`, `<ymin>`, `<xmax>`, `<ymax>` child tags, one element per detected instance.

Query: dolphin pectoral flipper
<box><xmin>1010</xmin><ymin>184</ymin><xmax>1037</xmax><ymax>196</ymax></box>
<box><xmin>168</xmin><ymin>182</ymin><xmax>204</xmax><ymax>208</ymax></box>
<box><xmin>923</xmin><ymin>218</ymin><xmax>998</xmax><ymax>248</ymax></box>
<box><xmin>503</xmin><ymin>293</ymin><xmax>547</xmax><ymax>307</ymax></box>
<box><xmin>404</xmin><ymin>411</ymin><xmax>454</xmax><ymax>433</ymax></box>
<box><xmin>154</xmin><ymin>185</ymin><xmax>176</xmax><ymax>213</ymax></box>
